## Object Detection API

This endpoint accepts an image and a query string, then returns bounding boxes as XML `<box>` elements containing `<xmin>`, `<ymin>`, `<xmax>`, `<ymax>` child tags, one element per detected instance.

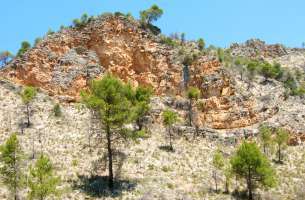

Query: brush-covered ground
<box><xmin>0</xmin><ymin>80</ymin><xmax>304</xmax><ymax>200</ymax></box>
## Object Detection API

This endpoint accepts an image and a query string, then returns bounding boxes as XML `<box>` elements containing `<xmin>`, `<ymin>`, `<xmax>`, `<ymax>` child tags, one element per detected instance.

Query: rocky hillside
<box><xmin>2</xmin><ymin>15</ymin><xmax>303</xmax><ymax>133</ymax></box>
<box><xmin>0</xmin><ymin>13</ymin><xmax>305</xmax><ymax>200</ymax></box>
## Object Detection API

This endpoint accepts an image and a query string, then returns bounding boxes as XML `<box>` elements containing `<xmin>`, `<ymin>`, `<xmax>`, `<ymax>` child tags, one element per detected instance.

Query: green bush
<box><xmin>198</xmin><ymin>38</ymin><xmax>205</xmax><ymax>51</ymax></box>
<box><xmin>73</xmin><ymin>13</ymin><xmax>91</xmax><ymax>28</ymax></box>
<box><xmin>160</xmin><ymin>36</ymin><xmax>179</xmax><ymax>47</ymax></box>
<box><xmin>259</xmin><ymin>62</ymin><xmax>283</xmax><ymax>79</ymax></box>
<box><xmin>17</xmin><ymin>41</ymin><xmax>31</xmax><ymax>57</ymax></box>
<box><xmin>217</xmin><ymin>48</ymin><xmax>225</xmax><ymax>63</ymax></box>
<box><xmin>53</xmin><ymin>104</ymin><xmax>62</xmax><ymax>117</ymax></box>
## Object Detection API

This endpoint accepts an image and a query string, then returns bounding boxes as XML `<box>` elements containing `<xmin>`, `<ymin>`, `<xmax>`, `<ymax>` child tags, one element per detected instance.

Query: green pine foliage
<box><xmin>186</xmin><ymin>87</ymin><xmax>201</xmax><ymax>126</ymax></box>
<box><xmin>212</xmin><ymin>150</ymin><xmax>225</xmax><ymax>192</ymax></box>
<box><xmin>140</xmin><ymin>4</ymin><xmax>163</xmax><ymax>25</ymax></box>
<box><xmin>28</xmin><ymin>154</ymin><xmax>60</xmax><ymax>200</ymax></box>
<box><xmin>73</xmin><ymin>13</ymin><xmax>92</xmax><ymax>28</ymax></box>
<box><xmin>20</xmin><ymin>86</ymin><xmax>37</xmax><ymax>127</ymax></box>
<box><xmin>230</xmin><ymin>142</ymin><xmax>277</xmax><ymax>200</ymax></box>
<box><xmin>274</xmin><ymin>128</ymin><xmax>289</xmax><ymax>163</ymax></box>
<box><xmin>53</xmin><ymin>104</ymin><xmax>62</xmax><ymax>117</ymax></box>
<box><xmin>162</xmin><ymin>109</ymin><xmax>178</xmax><ymax>151</ymax></box>
<box><xmin>133</xmin><ymin>86</ymin><xmax>152</xmax><ymax>131</ymax></box>
<box><xmin>0</xmin><ymin>133</ymin><xmax>24</xmax><ymax>200</ymax></box>
<box><xmin>258</xmin><ymin>125</ymin><xmax>273</xmax><ymax>154</ymax></box>
<box><xmin>81</xmin><ymin>74</ymin><xmax>147</xmax><ymax>190</ymax></box>
<box><xmin>17</xmin><ymin>41</ymin><xmax>31</xmax><ymax>57</ymax></box>
<box><xmin>198</xmin><ymin>38</ymin><xmax>205</xmax><ymax>51</ymax></box>
<box><xmin>140</xmin><ymin>5</ymin><xmax>163</xmax><ymax>35</ymax></box>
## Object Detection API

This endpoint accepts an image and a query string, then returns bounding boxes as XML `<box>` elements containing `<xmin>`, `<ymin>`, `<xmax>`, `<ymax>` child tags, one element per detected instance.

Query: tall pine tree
<box><xmin>81</xmin><ymin>74</ymin><xmax>145</xmax><ymax>190</ymax></box>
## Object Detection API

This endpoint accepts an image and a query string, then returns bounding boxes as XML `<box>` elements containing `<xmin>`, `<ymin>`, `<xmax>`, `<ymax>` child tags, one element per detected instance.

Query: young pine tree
<box><xmin>223</xmin><ymin>164</ymin><xmax>233</xmax><ymax>194</ymax></box>
<box><xmin>28</xmin><ymin>154</ymin><xmax>60</xmax><ymax>200</ymax></box>
<box><xmin>53</xmin><ymin>104</ymin><xmax>62</xmax><ymax>117</ymax></box>
<box><xmin>81</xmin><ymin>74</ymin><xmax>145</xmax><ymax>190</ymax></box>
<box><xmin>17</xmin><ymin>41</ymin><xmax>31</xmax><ymax>57</ymax></box>
<box><xmin>133</xmin><ymin>86</ymin><xmax>152</xmax><ymax>131</ymax></box>
<box><xmin>0</xmin><ymin>133</ymin><xmax>24</xmax><ymax>200</ymax></box>
<box><xmin>212</xmin><ymin>150</ymin><xmax>225</xmax><ymax>193</ymax></box>
<box><xmin>186</xmin><ymin>87</ymin><xmax>200</xmax><ymax>126</ymax></box>
<box><xmin>258</xmin><ymin>125</ymin><xmax>272</xmax><ymax>155</ymax></box>
<box><xmin>198</xmin><ymin>38</ymin><xmax>205</xmax><ymax>51</ymax></box>
<box><xmin>140</xmin><ymin>4</ymin><xmax>163</xmax><ymax>25</ymax></box>
<box><xmin>230</xmin><ymin>142</ymin><xmax>277</xmax><ymax>200</ymax></box>
<box><xmin>274</xmin><ymin>128</ymin><xmax>289</xmax><ymax>163</ymax></box>
<box><xmin>162</xmin><ymin>109</ymin><xmax>178</xmax><ymax>151</ymax></box>
<box><xmin>20</xmin><ymin>86</ymin><xmax>37</xmax><ymax>127</ymax></box>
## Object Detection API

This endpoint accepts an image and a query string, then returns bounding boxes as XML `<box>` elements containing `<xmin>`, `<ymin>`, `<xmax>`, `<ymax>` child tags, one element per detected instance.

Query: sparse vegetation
<box><xmin>0</xmin><ymin>5</ymin><xmax>304</xmax><ymax>200</ymax></box>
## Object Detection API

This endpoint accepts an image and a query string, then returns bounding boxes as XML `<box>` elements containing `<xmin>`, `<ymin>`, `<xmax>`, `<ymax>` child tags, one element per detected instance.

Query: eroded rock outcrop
<box><xmin>0</xmin><ymin>16</ymin><xmax>296</xmax><ymax>131</ymax></box>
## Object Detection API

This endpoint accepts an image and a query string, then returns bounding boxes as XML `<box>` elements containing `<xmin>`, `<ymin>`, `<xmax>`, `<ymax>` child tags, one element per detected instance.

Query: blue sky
<box><xmin>1</xmin><ymin>0</ymin><xmax>305</xmax><ymax>54</ymax></box>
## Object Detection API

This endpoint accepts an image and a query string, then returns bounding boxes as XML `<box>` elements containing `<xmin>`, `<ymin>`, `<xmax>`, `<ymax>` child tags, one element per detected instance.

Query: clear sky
<box><xmin>1</xmin><ymin>0</ymin><xmax>305</xmax><ymax>54</ymax></box>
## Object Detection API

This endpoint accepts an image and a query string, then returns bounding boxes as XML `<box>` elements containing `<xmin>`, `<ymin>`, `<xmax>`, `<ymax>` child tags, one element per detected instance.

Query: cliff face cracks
<box><xmin>0</xmin><ymin>16</ymin><xmax>294</xmax><ymax>131</ymax></box>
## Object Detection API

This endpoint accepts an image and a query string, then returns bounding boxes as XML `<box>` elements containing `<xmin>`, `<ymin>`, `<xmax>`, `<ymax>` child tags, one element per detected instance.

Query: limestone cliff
<box><xmin>0</xmin><ymin>15</ymin><xmax>304</xmax><ymax>134</ymax></box>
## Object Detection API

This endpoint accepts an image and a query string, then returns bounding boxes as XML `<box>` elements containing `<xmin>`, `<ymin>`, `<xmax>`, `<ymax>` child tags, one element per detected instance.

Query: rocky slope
<box><xmin>1</xmin><ymin>15</ymin><xmax>296</xmax><ymax>131</ymax></box>
<box><xmin>0</xmin><ymin>80</ymin><xmax>304</xmax><ymax>200</ymax></box>
<box><xmin>0</xmin><ymin>14</ymin><xmax>305</xmax><ymax>200</ymax></box>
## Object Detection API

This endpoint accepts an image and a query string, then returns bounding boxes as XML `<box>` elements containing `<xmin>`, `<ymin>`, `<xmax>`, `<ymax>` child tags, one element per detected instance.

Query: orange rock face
<box><xmin>0</xmin><ymin>15</ymin><xmax>271</xmax><ymax>130</ymax></box>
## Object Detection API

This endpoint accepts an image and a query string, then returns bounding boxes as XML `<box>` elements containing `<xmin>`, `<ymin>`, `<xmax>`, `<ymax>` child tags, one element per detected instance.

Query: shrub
<box><xmin>53</xmin><ymin>104</ymin><xmax>62</xmax><ymax>117</ymax></box>
<box><xmin>217</xmin><ymin>48</ymin><xmax>225</xmax><ymax>63</ymax></box>
<box><xmin>17</xmin><ymin>41</ymin><xmax>31</xmax><ymax>57</ymax></box>
<box><xmin>259</xmin><ymin>62</ymin><xmax>283</xmax><ymax>79</ymax></box>
<box><xmin>73</xmin><ymin>13</ymin><xmax>90</xmax><ymax>28</ymax></box>
<box><xmin>198</xmin><ymin>38</ymin><xmax>205</xmax><ymax>51</ymax></box>
<box><xmin>160</xmin><ymin>36</ymin><xmax>179</xmax><ymax>47</ymax></box>
<box><xmin>34</xmin><ymin>37</ymin><xmax>42</xmax><ymax>46</ymax></box>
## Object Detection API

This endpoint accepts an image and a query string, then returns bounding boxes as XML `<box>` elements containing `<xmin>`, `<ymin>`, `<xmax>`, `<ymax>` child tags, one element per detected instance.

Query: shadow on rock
<box><xmin>73</xmin><ymin>175</ymin><xmax>137</xmax><ymax>198</ymax></box>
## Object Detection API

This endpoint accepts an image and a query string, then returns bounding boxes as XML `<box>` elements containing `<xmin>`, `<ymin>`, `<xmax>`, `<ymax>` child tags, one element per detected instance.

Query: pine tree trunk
<box><xmin>169</xmin><ymin>126</ymin><xmax>173</xmax><ymax>151</ymax></box>
<box><xmin>213</xmin><ymin>171</ymin><xmax>218</xmax><ymax>192</ymax></box>
<box><xmin>188</xmin><ymin>99</ymin><xmax>192</xmax><ymax>126</ymax></box>
<box><xmin>278</xmin><ymin>144</ymin><xmax>281</xmax><ymax>163</ymax></box>
<box><xmin>106</xmin><ymin>125</ymin><xmax>114</xmax><ymax>190</ymax></box>
<box><xmin>137</xmin><ymin>119</ymin><xmax>142</xmax><ymax>131</ymax></box>
<box><xmin>26</xmin><ymin>104</ymin><xmax>30</xmax><ymax>127</ymax></box>
<box><xmin>225</xmin><ymin>179</ymin><xmax>229</xmax><ymax>194</ymax></box>
<box><xmin>247</xmin><ymin>167</ymin><xmax>253</xmax><ymax>200</ymax></box>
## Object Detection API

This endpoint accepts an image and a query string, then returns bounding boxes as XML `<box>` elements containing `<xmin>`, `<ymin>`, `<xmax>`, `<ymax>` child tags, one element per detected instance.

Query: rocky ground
<box><xmin>0</xmin><ymin>13</ymin><xmax>305</xmax><ymax>200</ymax></box>
<box><xmin>0</xmin><ymin>79</ymin><xmax>304</xmax><ymax>200</ymax></box>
